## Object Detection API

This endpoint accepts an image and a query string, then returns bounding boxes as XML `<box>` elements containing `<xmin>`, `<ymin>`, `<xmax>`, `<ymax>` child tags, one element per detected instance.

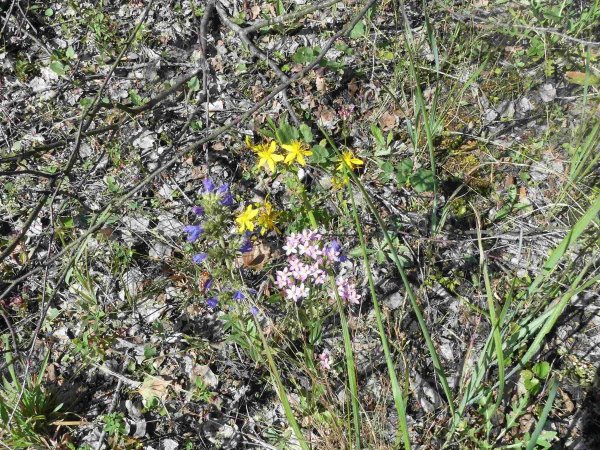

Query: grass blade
<box><xmin>526</xmin><ymin>377</ymin><xmax>558</xmax><ymax>450</ymax></box>
<box><xmin>349</xmin><ymin>185</ymin><xmax>412</xmax><ymax>450</ymax></box>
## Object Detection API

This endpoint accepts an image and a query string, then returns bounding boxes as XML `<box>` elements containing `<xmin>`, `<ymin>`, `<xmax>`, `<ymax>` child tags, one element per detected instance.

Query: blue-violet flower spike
<box><xmin>184</xmin><ymin>225</ymin><xmax>203</xmax><ymax>243</ymax></box>
<box><xmin>207</xmin><ymin>297</ymin><xmax>218</xmax><ymax>309</ymax></box>
<box><xmin>216</xmin><ymin>184</ymin><xmax>229</xmax><ymax>195</ymax></box>
<box><xmin>239</xmin><ymin>240</ymin><xmax>252</xmax><ymax>253</ymax></box>
<box><xmin>193</xmin><ymin>253</ymin><xmax>207</xmax><ymax>264</ymax></box>
<box><xmin>203</xmin><ymin>178</ymin><xmax>215</xmax><ymax>193</ymax></box>
<box><xmin>220</xmin><ymin>193</ymin><xmax>235</xmax><ymax>207</ymax></box>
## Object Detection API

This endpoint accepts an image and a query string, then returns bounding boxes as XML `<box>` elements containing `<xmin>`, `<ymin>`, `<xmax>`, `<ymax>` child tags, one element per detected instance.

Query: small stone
<box><xmin>517</xmin><ymin>97</ymin><xmax>533</xmax><ymax>113</ymax></box>
<box><xmin>159</xmin><ymin>438</ymin><xmax>179</xmax><ymax>450</ymax></box>
<box><xmin>383</xmin><ymin>291</ymin><xmax>403</xmax><ymax>310</ymax></box>
<box><xmin>539</xmin><ymin>83</ymin><xmax>556</xmax><ymax>103</ymax></box>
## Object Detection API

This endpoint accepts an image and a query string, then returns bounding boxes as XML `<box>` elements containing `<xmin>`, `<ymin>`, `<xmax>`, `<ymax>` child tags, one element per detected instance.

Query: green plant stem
<box><xmin>329</xmin><ymin>275</ymin><xmax>361</xmax><ymax>449</ymax></box>
<box><xmin>254</xmin><ymin>317</ymin><xmax>310</xmax><ymax>450</ymax></box>
<box><xmin>474</xmin><ymin>207</ymin><xmax>505</xmax><ymax>423</ymax></box>
<box><xmin>349</xmin><ymin>186</ymin><xmax>412</xmax><ymax>450</ymax></box>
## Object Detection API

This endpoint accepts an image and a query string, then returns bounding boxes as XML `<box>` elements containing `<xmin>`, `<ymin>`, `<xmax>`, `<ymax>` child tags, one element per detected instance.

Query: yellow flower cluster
<box><xmin>235</xmin><ymin>200</ymin><xmax>280</xmax><ymax>234</ymax></box>
<box><xmin>246</xmin><ymin>137</ymin><xmax>312</xmax><ymax>173</ymax></box>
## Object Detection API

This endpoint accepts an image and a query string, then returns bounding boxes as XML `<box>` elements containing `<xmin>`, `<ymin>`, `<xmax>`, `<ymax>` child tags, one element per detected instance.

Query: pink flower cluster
<box><xmin>275</xmin><ymin>229</ymin><xmax>360</xmax><ymax>305</ymax></box>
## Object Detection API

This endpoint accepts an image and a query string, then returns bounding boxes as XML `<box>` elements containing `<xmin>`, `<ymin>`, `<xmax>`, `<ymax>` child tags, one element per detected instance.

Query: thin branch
<box><xmin>243</xmin><ymin>0</ymin><xmax>341</xmax><ymax>34</ymax></box>
<box><xmin>216</xmin><ymin>2</ymin><xmax>300</xmax><ymax>126</ymax></box>
<box><xmin>0</xmin><ymin>169</ymin><xmax>58</xmax><ymax>179</ymax></box>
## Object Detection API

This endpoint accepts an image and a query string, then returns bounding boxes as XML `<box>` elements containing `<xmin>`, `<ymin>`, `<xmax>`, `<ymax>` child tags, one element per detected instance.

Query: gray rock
<box><xmin>517</xmin><ymin>97</ymin><xmax>534</xmax><ymax>114</ymax></box>
<box><xmin>384</xmin><ymin>291</ymin><xmax>404</xmax><ymax>310</ymax></box>
<box><xmin>539</xmin><ymin>83</ymin><xmax>556</xmax><ymax>103</ymax></box>
<box><xmin>159</xmin><ymin>439</ymin><xmax>179</xmax><ymax>450</ymax></box>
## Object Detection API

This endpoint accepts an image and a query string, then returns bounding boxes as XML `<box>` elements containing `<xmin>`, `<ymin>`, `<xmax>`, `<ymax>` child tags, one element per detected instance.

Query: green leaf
<box><xmin>129</xmin><ymin>90</ymin><xmax>143</xmax><ymax>106</ymax></box>
<box><xmin>50</xmin><ymin>60</ymin><xmax>66</xmax><ymax>77</ymax></box>
<box><xmin>187</xmin><ymin>76</ymin><xmax>200</xmax><ymax>91</ymax></box>
<box><xmin>370</xmin><ymin>123</ymin><xmax>385</xmax><ymax>146</ymax></box>
<box><xmin>299</xmin><ymin>124</ymin><xmax>313</xmax><ymax>144</ymax></box>
<box><xmin>45</xmin><ymin>8</ymin><xmax>54</xmax><ymax>16</ymax></box>
<box><xmin>65</xmin><ymin>46</ymin><xmax>76</xmax><ymax>59</ymax></box>
<box><xmin>395</xmin><ymin>158</ymin><xmax>413</xmax><ymax>185</ymax></box>
<box><xmin>319</xmin><ymin>59</ymin><xmax>345</xmax><ymax>71</ymax></box>
<box><xmin>377</xmin><ymin>161</ymin><xmax>394</xmax><ymax>182</ymax></box>
<box><xmin>350</xmin><ymin>20</ymin><xmax>366</xmax><ymax>39</ymax></box>
<box><xmin>276</xmin><ymin>120</ymin><xmax>298</xmax><ymax>144</ymax></box>
<box><xmin>59</xmin><ymin>217</ymin><xmax>74</xmax><ymax>228</ymax></box>
<box><xmin>532</xmin><ymin>361</ymin><xmax>550</xmax><ymax>379</ymax></box>
<box><xmin>292</xmin><ymin>47</ymin><xmax>321</xmax><ymax>64</ymax></box>
<box><xmin>411</xmin><ymin>168</ymin><xmax>435</xmax><ymax>192</ymax></box>
<box><xmin>311</xmin><ymin>142</ymin><xmax>330</xmax><ymax>164</ymax></box>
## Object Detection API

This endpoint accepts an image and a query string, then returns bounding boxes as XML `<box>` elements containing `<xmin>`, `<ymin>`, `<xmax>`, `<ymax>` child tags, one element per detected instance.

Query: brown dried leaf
<box><xmin>379</xmin><ymin>111</ymin><xmax>398</xmax><ymax>131</ymax></box>
<box><xmin>139</xmin><ymin>376</ymin><xmax>171</xmax><ymax>404</ymax></box>
<box><xmin>235</xmin><ymin>242</ymin><xmax>273</xmax><ymax>271</ymax></box>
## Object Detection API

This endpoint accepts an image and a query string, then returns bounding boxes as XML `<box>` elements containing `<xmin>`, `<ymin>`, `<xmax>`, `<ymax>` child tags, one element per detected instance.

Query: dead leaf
<box><xmin>518</xmin><ymin>186</ymin><xmax>527</xmax><ymax>202</ymax></box>
<box><xmin>139</xmin><ymin>376</ymin><xmax>171</xmax><ymax>404</ymax></box>
<box><xmin>316</xmin><ymin>75</ymin><xmax>326</xmax><ymax>92</ymax></box>
<box><xmin>235</xmin><ymin>242</ymin><xmax>272</xmax><ymax>271</ymax></box>
<box><xmin>348</xmin><ymin>78</ymin><xmax>360</xmax><ymax>95</ymax></box>
<box><xmin>565</xmin><ymin>71</ymin><xmax>600</xmax><ymax>86</ymax></box>
<box><xmin>316</xmin><ymin>105</ymin><xmax>337</xmax><ymax>128</ymax></box>
<box><xmin>379</xmin><ymin>111</ymin><xmax>397</xmax><ymax>131</ymax></box>
<box><xmin>250</xmin><ymin>5</ymin><xmax>261</xmax><ymax>19</ymax></box>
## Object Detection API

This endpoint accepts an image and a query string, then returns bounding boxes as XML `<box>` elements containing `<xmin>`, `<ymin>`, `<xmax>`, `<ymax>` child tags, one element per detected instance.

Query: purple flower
<box><xmin>203</xmin><ymin>178</ymin><xmax>215</xmax><ymax>193</ymax></box>
<box><xmin>204</xmin><ymin>278</ymin><xmax>213</xmax><ymax>291</ymax></box>
<box><xmin>216</xmin><ymin>184</ymin><xmax>229</xmax><ymax>195</ymax></box>
<box><xmin>207</xmin><ymin>297</ymin><xmax>218</xmax><ymax>309</ymax></box>
<box><xmin>192</xmin><ymin>253</ymin><xmax>207</xmax><ymax>264</ymax></box>
<box><xmin>233</xmin><ymin>291</ymin><xmax>244</xmax><ymax>301</ymax></box>
<box><xmin>239</xmin><ymin>239</ymin><xmax>252</xmax><ymax>253</ymax></box>
<box><xmin>250</xmin><ymin>306</ymin><xmax>259</xmax><ymax>316</ymax></box>
<box><xmin>220</xmin><ymin>193</ymin><xmax>235</xmax><ymax>207</ymax></box>
<box><xmin>324</xmin><ymin>239</ymin><xmax>345</xmax><ymax>262</ymax></box>
<box><xmin>192</xmin><ymin>206</ymin><xmax>205</xmax><ymax>216</ymax></box>
<box><xmin>184</xmin><ymin>225</ymin><xmax>203</xmax><ymax>243</ymax></box>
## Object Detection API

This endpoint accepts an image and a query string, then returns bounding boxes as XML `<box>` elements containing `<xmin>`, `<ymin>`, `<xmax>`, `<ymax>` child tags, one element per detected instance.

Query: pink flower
<box><xmin>286</xmin><ymin>283</ymin><xmax>309</xmax><ymax>302</ymax></box>
<box><xmin>288</xmin><ymin>255</ymin><xmax>302</xmax><ymax>273</ymax></box>
<box><xmin>290</xmin><ymin>261</ymin><xmax>311</xmax><ymax>282</ymax></box>
<box><xmin>283</xmin><ymin>233</ymin><xmax>300</xmax><ymax>255</ymax></box>
<box><xmin>335</xmin><ymin>277</ymin><xmax>361</xmax><ymax>304</ymax></box>
<box><xmin>318</xmin><ymin>349</ymin><xmax>332</xmax><ymax>370</ymax></box>
<box><xmin>303</xmin><ymin>243</ymin><xmax>322</xmax><ymax>260</ymax></box>
<box><xmin>275</xmin><ymin>268</ymin><xmax>292</xmax><ymax>289</ymax></box>
<box><xmin>310</xmin><ymin>263</ymin><xmax>327</xmax><ymax>285</ymax></box>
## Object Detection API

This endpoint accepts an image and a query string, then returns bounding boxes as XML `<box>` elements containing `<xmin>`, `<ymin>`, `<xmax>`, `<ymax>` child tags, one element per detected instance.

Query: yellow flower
<box><xmin>236</xmin><ymin>205</ymin><xmax>259</xmax><ymax>233</ymax></box>
<box><xmin>331</xmin><ymin>174</ymin><xmax>349</xmax><ymax>190</ymax></box>
<box><xmin>281</xmin><ymin>140</ymin><xmax>312</xmax><ymax>166</ymax></box>
<box><xmin>257</xmin><ymin>200</ymin><xmax>280</xmax><ymax>235</ymax></box>
<box><xmin>337</xmin><ymin>150</ymin><xmax>364</xmax><ymax>171</ymax></box>
<box><xmin>257</xmin><ymin>141</ymin><xmax>284</xmax><ymax>172</ymax></box>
